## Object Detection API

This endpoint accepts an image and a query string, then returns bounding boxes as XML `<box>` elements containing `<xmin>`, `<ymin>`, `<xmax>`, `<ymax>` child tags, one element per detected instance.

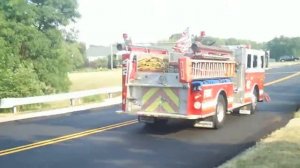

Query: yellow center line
<box><xmin>0</xmin><ymin>119</ymin><xmax>137</xmax><ymax>153</ymax></box>
<box><xmin>266</xmin><ymin>71</ymin><xmax>299</xmax><ymax>75</ymax></box>
<box><xmin>264</xmin><ymin>72</ymin><xmax>300</xmax><ymax>86</ymax></box>
<box><xmin>0</xmin><ymin>120</ymin><xmax>138</xmax><ymax>157</ymax></box>
<box><xmin>0</xmin><ymin>71</ymin><xmax>299</xmax><ymax>157</ymax></box>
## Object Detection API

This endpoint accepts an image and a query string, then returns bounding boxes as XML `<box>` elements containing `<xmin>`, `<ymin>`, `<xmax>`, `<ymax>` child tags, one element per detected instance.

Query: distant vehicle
<box><xmin>279</xmin><ymin>56</ymin><xmax>299</xmax><ymax>62</ymax></box>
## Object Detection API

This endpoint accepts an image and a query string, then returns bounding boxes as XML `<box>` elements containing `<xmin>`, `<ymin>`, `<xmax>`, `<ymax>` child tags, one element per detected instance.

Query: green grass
<box><xmin>219</xmin><ymin>110</ymin><xmax>300</xmax><ymax>168</ymax></box>
<box><xmin>82</xmin><ymin>95</ymin><xmax>105</xmax><ymax>103</ymax></box>
<box><xmin>295</xmin><ymin>111</ymin><xmax>300</xmax><ymax>118</ymax></box>
<box><xmin>21</xmin><ymin>101</ymin><xmax>71</xmax><ymax>113</ymax></box>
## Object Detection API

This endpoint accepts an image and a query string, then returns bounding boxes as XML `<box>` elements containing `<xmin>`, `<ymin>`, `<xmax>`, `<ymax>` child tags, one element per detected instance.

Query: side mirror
<box><xmin>116</xmin><ymin>43</ymin><xmax>123</xmax><ymax>51</ymax></box>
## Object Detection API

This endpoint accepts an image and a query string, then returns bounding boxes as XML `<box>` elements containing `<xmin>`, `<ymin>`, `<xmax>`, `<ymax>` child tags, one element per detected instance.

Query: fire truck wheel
<box><xmin>212</xmin><ymin>95</ymin><xmax>226</xmax><ymax>129</ymax></box>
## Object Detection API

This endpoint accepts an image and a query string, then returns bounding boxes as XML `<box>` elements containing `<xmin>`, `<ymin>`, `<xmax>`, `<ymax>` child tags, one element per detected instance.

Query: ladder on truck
<box><xmin>191</xmin><ymin>59</ymin><xmax>236</xmax><ymax>79</ymax></box>
<box><xmin>179</xmin><ymin>43</ymin><xmax>236</xmax><ymax>82</ymax></box>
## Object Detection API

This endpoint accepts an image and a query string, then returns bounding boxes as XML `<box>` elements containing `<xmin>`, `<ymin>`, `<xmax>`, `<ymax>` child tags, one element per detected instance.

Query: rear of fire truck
<box><xmin>119</xmin><ymin>31</ymin><xmax>235</xmax><ymax>128</ymax></box>
<box><xmin>117</xmin><ymin>32</ymin><xmax>238</xmax><ymax>128</ymax></box>
<box><xmin>119</xmin><ymin>43</ymin><xmax>190</xmax><ymax>125</ymax></box>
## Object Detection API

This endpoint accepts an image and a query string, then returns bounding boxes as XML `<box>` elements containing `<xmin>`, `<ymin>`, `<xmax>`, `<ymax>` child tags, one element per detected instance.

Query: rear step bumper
<box><xmin>117</xmin><ymin>111</ymin><xmax>215</xmax><ymax>120</ymax></box>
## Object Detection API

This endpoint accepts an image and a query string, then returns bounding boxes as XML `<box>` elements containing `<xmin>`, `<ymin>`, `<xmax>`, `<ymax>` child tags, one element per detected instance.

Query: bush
<box><xmin>88</xmin><ymin>58</ymin><xmax>108</xmax><ymax>69</ymax></box>
<box><xmin>0</xmin><ymin>64</ymin><xmax>44</xmax><ymax>98</ymax></box>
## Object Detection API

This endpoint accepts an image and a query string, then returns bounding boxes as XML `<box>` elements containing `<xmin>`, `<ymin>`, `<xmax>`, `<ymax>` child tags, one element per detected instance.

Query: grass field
<box><xmin>219</xmin><ymin>109</ymin><xmax>300</xmax><ymax>168</ymax></box>
<box><xmin>294</xmin><ymin>110</ymin><xmax>300</xmax><ymax>118</ymax></box>
<box><xmin>69</xmin><ymin>69</ymin><xmax>122</xmax><ymax>91</ymax></box>
<box><xmin>41</xmin><ymin>69</ymin><xmax>122</xmax><ymax>111</ymax></box>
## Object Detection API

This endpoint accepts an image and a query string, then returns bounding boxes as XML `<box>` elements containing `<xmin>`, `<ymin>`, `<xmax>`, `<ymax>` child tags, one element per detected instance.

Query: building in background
<box><xmin>86</xmin><ymin>45</ymin><xmax>118</xmax><ymax>62</ymax></box>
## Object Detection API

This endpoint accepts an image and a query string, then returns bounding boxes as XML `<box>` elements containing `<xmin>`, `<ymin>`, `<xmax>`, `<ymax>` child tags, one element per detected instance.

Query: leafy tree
<box><xmin>200</xmin><ymin>36</ymin><xmax>225</xmax><ymax>46</ymax></box>
<box><xmin>267</xmin><ymin>36</ymin><xmax>300</xmax><ymax>60</ymax></box>
<box><xmin>0</xmin><ymin>0</ymin><xmax>80</xmax><ymax>98</ymax></box>
<box><xmin>0</xmin><ymin>64</ymin><xmax>44</xmax><ymax>97</ymax></box>
<box><xmin>29</xmin><ymin>0</ymin><xmax>80</xmax><ymax>31</ymax></box>
<box><xmin>62</xmin><ymin>28</ymin><xmax>87</xmax><ymax>70</ymax></box>
<box><xmin>63</xmin><ymin>42</ymin><xmax>87</xmax><ymax>70</ymax></box>
<box><xmin>200</xmin><ymin>36</ymin><xmax>265</xmax><ymax>49</ymax></box>
<box><xmin>62</xmin><ymin>27</ymin><xmax>79</xmax><ymax>43</ymax></box>
<box><xmin>0</xmin><ymin>18</ymin><xmax>44</xmax><ymax>97</ymax></box>
<box><xmin>290</xmin><ymin>37</ymin><xmax>300</xmax><ymax>57</ymax></box>
<box><xmin>89</xmin><ymin>58</ymin><xmax>108</xmax><ymax>69</ymax></box>
<box><xmin>168</xmin><ymin>33</ymin><xmax>182</xmax><ymax>42</ymax></box>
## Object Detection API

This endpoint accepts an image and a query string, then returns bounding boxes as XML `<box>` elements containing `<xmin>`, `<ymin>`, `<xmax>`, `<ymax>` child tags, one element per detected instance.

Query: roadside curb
<box><xmin>0</xmin><ymin>97</ymin><xmax>122</xmax><ymax>124</ymax></box>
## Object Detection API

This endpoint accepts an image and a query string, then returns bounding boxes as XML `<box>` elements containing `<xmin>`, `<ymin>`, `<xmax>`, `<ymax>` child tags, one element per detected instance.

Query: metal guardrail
<box><xmin>0</xmin><ymin>87</ymin><xmax>122</xmax><ymax>113</ymax></box>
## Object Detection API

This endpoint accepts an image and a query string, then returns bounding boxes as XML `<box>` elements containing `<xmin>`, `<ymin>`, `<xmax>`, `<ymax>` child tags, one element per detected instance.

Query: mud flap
<box><xmin>263</xmin><ymin>93</ymin><xmax>271</xmax><ymax>102</ymax></box>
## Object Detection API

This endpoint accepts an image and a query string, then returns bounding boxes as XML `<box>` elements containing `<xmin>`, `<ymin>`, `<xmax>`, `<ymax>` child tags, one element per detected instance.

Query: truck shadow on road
<box><xmin>138</xmin><ymin>120</ymin><xmax>196</xmax><ymax>135</ymax></box>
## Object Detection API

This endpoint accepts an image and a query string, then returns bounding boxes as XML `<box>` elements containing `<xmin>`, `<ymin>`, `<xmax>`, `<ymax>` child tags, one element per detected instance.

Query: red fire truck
<box><xmin>117</xmin><ymin>34</ymin><xmax>269</xmax><ymax>129</ymax></box>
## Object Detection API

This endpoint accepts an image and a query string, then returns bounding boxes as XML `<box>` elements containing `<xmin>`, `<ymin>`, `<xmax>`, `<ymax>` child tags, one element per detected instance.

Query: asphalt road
<box><xmin>0</xmin><ymin>64</ymin><xmax>300</xmax><ymax>168</ymax></box>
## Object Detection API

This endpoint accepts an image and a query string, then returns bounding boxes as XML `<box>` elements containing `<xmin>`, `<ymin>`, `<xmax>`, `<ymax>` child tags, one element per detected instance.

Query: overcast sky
<box><xmin>75</xmin><ymin>0</ymin><xmax>299</xmax><ymax>46</ymax></box>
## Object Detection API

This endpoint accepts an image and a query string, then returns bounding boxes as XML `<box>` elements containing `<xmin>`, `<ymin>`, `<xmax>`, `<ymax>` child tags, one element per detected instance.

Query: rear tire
<box><xmin>212</xmin><ymin>95</ymin><xmax>226</xmax><ymax>129</ymax></box>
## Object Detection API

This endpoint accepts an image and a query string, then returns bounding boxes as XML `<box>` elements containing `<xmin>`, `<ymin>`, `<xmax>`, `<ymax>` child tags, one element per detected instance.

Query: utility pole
<box><xmin>110</xmin><ymin>44</ymin><xmax>113</xmax><ymax>70</ymax></box>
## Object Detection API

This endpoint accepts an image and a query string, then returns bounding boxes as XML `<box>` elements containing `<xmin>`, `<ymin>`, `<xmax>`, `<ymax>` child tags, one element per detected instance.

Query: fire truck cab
<box><xmin>117</xmin><ymin>38</ymin><xmax>269</xmax><ymax>129</ymax></box>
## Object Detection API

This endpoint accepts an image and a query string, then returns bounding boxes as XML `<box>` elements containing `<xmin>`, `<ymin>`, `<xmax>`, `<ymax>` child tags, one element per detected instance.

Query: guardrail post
<box><xmin>70</xmin><ymin>98</ymin><xmax>75</xmax><ymax>106</ymax></box>
<box><xmin>108</xmin><ymin>93</ymin><xmax>112</xmax><ymax>99</ymax></box>
<box><xmin>13</xmin><ymin>106</ymin><xmax>17</xmax><ymax>114</ymax></box>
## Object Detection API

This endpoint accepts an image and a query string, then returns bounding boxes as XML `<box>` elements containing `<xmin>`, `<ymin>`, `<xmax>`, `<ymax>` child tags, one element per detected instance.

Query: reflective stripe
<box><xmin>161</xmin><ymin>102</ymin><xmax>174</xmax><ymax>113</ymax></box>
<box><xmin>164</xmin><ymin>88</ymin><xmax>179</xmax><ymax>106</ymax></box>
<box><xmin>202</xmin><ymin>101</ymin><xmax>216</xmax><ymax>109</ymax></box>
<box><xmin>145</xmin><ymin>97</ymin><xmax>161</xmax><ymax>112</ymax></box>
<box><xmin>142</xmin><ymin>88</ymin><xmax>179</xmax><ymax>113</ymax></box>
<box><xmin>142</xmin><ymin>88</ymin><xmax>159</xmax><ymax>103</ymax></box>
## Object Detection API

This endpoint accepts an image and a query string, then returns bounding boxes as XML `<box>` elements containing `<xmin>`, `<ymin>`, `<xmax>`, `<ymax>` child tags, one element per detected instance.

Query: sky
<box><xmin>75</xmin><ymin>0</ymin><xmax>300</xmax><ymax>46</ymax></box>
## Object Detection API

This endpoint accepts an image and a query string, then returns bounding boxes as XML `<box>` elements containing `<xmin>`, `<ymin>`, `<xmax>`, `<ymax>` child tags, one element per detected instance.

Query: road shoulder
<box><xmin>219</xmin><ymin>109</ymin><xmax>300</xmax><ymax>168</ymax></box>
